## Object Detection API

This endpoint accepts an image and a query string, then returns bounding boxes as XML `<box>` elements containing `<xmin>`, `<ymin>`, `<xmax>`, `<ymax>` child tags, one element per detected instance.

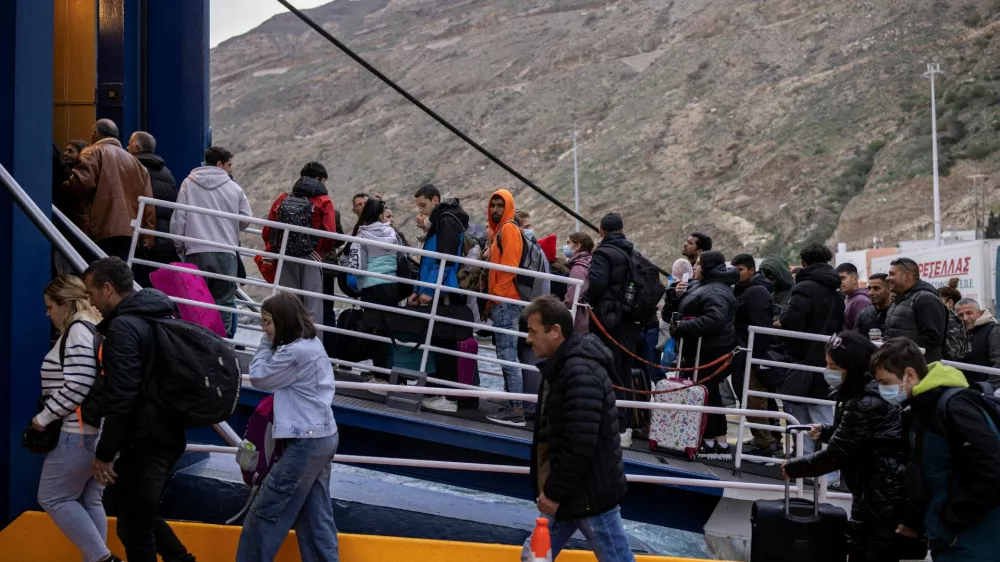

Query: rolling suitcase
<box><xmin>750</xmin><ymin>426</ymin><xmax>848</xmax><ymax>562</ymax></box>
<box><xmin>149</xmin><ymin>262</ymin><xmax>228</xmax><ymax>337</ymax></box>
<box><xmin>647</xmin><ymin>377</ymin><xmax>707</xmax><ymax>460</ymax></box>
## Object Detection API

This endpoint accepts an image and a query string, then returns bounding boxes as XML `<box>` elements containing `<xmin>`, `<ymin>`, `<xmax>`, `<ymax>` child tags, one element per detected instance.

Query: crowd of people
<box><xmin>34</xmin><ymin>118</ymin><xmax>1000</xmax><ymax>562</ymax></box>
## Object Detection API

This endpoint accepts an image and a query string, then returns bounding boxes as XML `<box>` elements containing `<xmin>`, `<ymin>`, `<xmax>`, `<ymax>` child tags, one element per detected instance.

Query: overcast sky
<box><xmin>210</xmin><ymin>0</ymin><xmax>330</xmax><ymax>47</ymax></box>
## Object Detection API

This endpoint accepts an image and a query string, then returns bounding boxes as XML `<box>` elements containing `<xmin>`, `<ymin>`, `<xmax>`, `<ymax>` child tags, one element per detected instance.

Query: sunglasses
<box><xmin>826</xmin><ymin>334</ymin><xmax>843</xmax><ymax>351</ymax></box>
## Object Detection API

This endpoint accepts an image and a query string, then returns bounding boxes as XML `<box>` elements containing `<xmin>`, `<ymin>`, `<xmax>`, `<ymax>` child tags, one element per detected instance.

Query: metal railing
<box><xmin>211</xmin><ymin>378</ymin><xmax>814</xmax><ymax>497</ymax></box>
<box><xmin>128</xmin><ymin>196</ymin><xmax>582</xmax><ymax>379</ymax></box>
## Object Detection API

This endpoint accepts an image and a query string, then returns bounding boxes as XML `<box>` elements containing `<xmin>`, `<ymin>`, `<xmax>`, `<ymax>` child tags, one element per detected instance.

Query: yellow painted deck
<box><xmin>0</xmin><ymin>512</ymin><xmax>724</xmax><ymax>561</ymax></box>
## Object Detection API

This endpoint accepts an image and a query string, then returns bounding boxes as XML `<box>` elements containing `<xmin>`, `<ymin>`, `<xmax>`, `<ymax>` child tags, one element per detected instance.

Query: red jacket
<box><xmin>261</xmin><ymin>177</ymin><xmax>337</xmax><ymax>257</ymax></box>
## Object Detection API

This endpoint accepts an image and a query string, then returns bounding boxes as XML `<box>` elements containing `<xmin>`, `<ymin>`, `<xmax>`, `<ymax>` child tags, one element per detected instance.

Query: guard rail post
<box><xmin>271</xmin><ymin>230</ymin><xmax>290</xmax><ymax>296</ymax></box>
<box><xmin>127</xmin><ymin>200</ymin><xmax>146</xmax><ymax>270</ymax></box>
<box><xmin>419</xmin><ymin>257</ymin><xmax>450</xmax><ymax>372</ymax></box>
<box><xmin>734</xmin><ymin>331</ymin><xmax>755</xmax><ymax>472</ymax></box>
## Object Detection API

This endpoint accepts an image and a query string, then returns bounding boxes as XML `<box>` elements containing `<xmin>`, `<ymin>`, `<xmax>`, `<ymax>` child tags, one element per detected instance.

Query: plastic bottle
<box><xmin>529</xmin><ymin>517</ymin><xmax>552</xmax><ymax>562</ymax></box>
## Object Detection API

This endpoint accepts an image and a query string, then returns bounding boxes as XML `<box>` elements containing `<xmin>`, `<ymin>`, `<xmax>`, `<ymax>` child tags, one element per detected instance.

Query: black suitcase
<box><xmin>750</xmin><ymin>426</ymin><xmax>848</xmax><ymax>562</ymax></box>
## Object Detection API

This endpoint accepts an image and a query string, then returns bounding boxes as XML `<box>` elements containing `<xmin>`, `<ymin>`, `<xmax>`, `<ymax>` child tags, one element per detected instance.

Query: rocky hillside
<box><xmin>211</xmin><ymin>0</ymin><xmax>1000</xmax><ymax>266</ymax></box>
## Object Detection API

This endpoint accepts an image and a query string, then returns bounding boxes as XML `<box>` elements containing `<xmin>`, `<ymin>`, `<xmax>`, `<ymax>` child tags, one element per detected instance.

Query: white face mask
<box><xmin>823</xmin><ymin>369</ymin><xmax>844</xmax><ymax>389</ymax></box>
<box><xmin>563</xmin><ymin>244</ymin><xmax>574</xmax><ymax>258</ymax></box>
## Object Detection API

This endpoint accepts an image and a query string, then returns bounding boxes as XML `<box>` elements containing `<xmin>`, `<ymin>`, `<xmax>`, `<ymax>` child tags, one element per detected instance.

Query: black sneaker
<box><xmin>714</xmin><ymin>443</ymin><xmax>733</xmax><ymax>462</ymax></box>
<box><xmin>742</xmin><ymin>441</ymin><xmax>780</xmax><ymax>459</ymax></box>
<box><xmin>696</xmin><ymin>442</ymin><xmax>718</xmax><ymax>460</ymax></box>
<box><xmin>487</xmin><ymin>407</ymin><xmax>526</xmax><ymax>427</ymax></box>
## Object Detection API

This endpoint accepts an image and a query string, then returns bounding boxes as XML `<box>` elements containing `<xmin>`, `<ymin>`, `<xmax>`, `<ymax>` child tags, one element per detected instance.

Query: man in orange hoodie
<box><xmin>485</xmin><ymin>189</ymin><xmax>527</xmax><ymax>427</ymax></box>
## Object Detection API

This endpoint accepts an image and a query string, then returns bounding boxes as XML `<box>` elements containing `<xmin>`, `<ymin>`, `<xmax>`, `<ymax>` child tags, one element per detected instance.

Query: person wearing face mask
<box><xmin>563</xmin><ymin>232</ymin><xmax>595</xmax><ymax>334</ymax></box>
<box><xmin>782</xmin><ymin>331</ymin><xmax>916</xmax><ymax>562</ymax></box>
<box><xmin>873</xmin><ymin>337</ymin><xmax>1000</xmax><ymax>562</ymax></box>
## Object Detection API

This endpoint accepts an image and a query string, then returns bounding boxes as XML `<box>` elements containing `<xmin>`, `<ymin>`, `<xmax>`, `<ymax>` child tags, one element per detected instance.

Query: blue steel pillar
<box><xmin>97</xmin><ymin>0</ymin><xmax>141</xmax><ymax>141</ymax></box>
<box><xmin>145</xmin><ymin>0</ymin><xmax>211</xmax><ymax>179</ymax></box>
<box><xmin>0</xmin><ymin>0</ymin><xmax>55</xmax><ymax>526</ymax></box>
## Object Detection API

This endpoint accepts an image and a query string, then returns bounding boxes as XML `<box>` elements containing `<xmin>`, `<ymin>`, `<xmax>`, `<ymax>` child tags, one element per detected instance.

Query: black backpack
<box><xmin>270</xmin><ymin>193</ymin><xmax>318</xmax><ymax>257</ymax></box>
<box><xmin>145</xmin><ymin>317</ymin><xmax>242</xmax><ymax>428</ymax></box>
<box><xmin>606</xmin><ymin>246</ymin><xmax>665</xmax><ymax>322</ymax></box>
<box><xmin>936</xmin><ymin>383</ymin><xmax>1000</xmax><ymax>439</ymax></box>
<box><xmin>59</xmin><ymin>320</ymin><xmax>103</xmax><ymax>366</ymax></box>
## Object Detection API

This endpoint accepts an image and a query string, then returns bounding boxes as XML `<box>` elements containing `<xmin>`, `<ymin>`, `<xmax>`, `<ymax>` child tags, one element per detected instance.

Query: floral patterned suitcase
<box><xmin>647</xmin><ymin>378</ymin><xmax>708</xmax><ymax>460</ymax></box>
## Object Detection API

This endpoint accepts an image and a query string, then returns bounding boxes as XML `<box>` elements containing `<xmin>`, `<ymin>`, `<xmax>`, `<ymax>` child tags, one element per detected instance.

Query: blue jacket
<box><xmin>417</xmin><ymin>199</ymin><xmax>469</xmax><ymax>297</ymax></box>
<box><xmin>249</xmin><ymin>336</ymin><xmax>337</xmax><ymax>439</ymax></box>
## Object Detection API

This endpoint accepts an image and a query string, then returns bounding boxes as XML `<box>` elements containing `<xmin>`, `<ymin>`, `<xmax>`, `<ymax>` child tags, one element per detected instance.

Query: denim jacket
<box><xmin>249</xmin><ymin>336</ymin><xmax>337</xmax><ymax>439</ymax></box>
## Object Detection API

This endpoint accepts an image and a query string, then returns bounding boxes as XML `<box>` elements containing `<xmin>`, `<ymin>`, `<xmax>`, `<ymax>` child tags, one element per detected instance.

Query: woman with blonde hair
<box><xmin>33</xmin><ymin>275</ymin><xmax>118</xmax><ymax>562</ymax></box>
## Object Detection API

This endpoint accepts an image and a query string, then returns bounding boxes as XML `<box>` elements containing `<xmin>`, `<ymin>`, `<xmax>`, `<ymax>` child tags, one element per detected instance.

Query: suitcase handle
<box><xmin>783</xmin><ymin>425</ymin><xmax>819</xmax><ymax>518</ymax></box>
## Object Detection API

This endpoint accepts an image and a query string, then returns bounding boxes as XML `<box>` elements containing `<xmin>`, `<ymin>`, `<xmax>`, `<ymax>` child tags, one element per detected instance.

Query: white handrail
<box><xmin>184</xmin><ymin>445</ymin><xmax>806</xmax><ymax>494</ymax></box>
<box><xmin>140</xmin><ymin>196</ymin><xmax>577</xmax><ymax>284</ymax></box>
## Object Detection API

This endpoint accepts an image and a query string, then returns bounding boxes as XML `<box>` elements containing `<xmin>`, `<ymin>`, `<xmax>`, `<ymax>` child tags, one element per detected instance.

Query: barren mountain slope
<box><xmin>211</xmin><ymin>0</ymin><xmax>1000</xmax><ymax>265</ymax></box>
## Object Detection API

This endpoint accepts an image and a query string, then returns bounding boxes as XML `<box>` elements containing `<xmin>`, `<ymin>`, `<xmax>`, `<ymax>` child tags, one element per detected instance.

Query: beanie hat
<box><xmin>698</xmin><ymin>251</ymin><xmax>725</xmax><ymax>273</ymax></box>
<box><xmin>538</xmin><ymin>234</ymin><xmax>558</xmax><ymax>262</ymax></box>
<box><xmin>600</xmin><ymin>212</ymin><xmax>624</xmax><ymax>232</ymax></box>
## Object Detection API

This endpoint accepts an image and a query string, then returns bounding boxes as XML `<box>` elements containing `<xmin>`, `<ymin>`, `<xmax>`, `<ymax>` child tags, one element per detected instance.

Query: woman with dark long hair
<box><xmin>238</xmin><ymin>293</ymin><xmax>339</xmax><ymax>562</ymax></box>
<box><xmin>783</xmin><ymin>331</ymin><xmax>915</xmax><ymax>562</ymax></box>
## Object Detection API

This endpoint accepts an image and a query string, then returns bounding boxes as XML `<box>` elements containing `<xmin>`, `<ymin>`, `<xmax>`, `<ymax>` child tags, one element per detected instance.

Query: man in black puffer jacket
<box><xmin>522</xmin><ymin>296</ymin><xmax>632</xmax><ymax>562</ymax></box>
<box><xmin>586</xmin><ymin>213</ymin><xmax>641</xmax><ymax>442</ymax></box>
<box><xmin>778</xmin><ymin>242</ymin><xmax>843</xmax><ymax>453</ymax></box>
<box><xmin>669</xmin><ymin>251</ymin><xmax>739</xmax><ymax>459</ymax></box>
<box><xmin>884</xmin><ymin>257</ymin><xmax>947</xmax><ymax>363</ymax></box>
<box><xmin>82</xmin><ymin>257</ymin><xmax>195</xmax><ymax>562</ymax></box>
<box><xmin>128</xmin><ymin>131</ymin><xmax>178</xmax><ymax>286</ymax></box>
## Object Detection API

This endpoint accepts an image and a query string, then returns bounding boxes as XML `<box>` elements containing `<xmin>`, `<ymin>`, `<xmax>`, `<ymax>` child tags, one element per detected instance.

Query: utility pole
<box><xmin>969</xmin><ymin>174</ymin><xmax>987</xmax><ymax>239</ymax></box>
<box><xmin>572</xmin><ymin>130</ymin><xmax>580</xmax><ymax>232</ymax></box>
<box><xmin>924</xmin><ymin>63</ymin><xmax>944</xmax><ymax>246</ymax></box>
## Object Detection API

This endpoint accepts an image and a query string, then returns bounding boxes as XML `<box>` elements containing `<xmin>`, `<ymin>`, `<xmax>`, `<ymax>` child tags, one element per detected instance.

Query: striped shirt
<box><xmin>36</xmin><ymin>321</ymin><xmax>100</xmax><ymax>434</ymax></box>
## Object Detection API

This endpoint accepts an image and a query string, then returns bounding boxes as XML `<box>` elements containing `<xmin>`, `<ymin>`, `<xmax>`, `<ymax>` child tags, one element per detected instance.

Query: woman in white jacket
<box><xmin>34</xmin><ymin>275</ymin><xmax>119</xmax><ymax>562</ymax></box>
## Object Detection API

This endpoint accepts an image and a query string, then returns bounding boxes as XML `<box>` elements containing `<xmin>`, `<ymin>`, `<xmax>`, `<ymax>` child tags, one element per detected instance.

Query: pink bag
<box><xmin>149</xmin><ymin>262</ymin><xmax>228</xmax><ymax>337</ymax></box>
<box><xmin>456</xmin><ymin>337</ymin><xmax>479</xmax><ymax>385</ymax></box>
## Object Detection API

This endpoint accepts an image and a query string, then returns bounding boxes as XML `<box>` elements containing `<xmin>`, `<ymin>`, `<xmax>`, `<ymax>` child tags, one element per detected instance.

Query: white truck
<box><xmin>870</xmin><ymin>240</ymin><xmax>1000</xmax><ymax>313</ymax></box>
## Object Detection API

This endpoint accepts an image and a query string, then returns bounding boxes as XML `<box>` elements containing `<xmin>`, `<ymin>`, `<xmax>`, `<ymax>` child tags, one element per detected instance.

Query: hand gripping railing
<box><xmin>127</xmin><ymin>196</ymin><xmax>582</xmax><ymax>380</ymax></box>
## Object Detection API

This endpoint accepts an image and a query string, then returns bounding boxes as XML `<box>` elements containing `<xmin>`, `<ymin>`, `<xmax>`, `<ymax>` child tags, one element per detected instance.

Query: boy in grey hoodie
<box><xmin>169</xmin><ymin>146</ymin><xmax>252</xmax><ymax>334</ymax></box>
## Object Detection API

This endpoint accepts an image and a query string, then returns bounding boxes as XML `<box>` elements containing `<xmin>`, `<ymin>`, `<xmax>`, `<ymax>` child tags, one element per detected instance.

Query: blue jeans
<box><xmin>521</xmin><ymin>507</ymin><xmax>635</xmax><ymax>562</ymax></box>
<box><xmin>784</xmin><ymin>402</ymin><xmax>835</xmax><ymax>455</ymax></box>
<box><xmin>38</xmin><ymin>432</ymin><xmax>109</xmax><ymax>562</ymax></box>
<box><xmin>636</xmin><ymin>324</ymin><xmax>660</xmax><ymax>383</ymax></box>
<box><xmin>237</xmin><ymin>433</ymin><xmax>340</xmax><ymax>562</ymax></box>
<box><xmin>491</xmin><ymin>303</ymin><xmax>523</xmax><ymax>409</ymax></box>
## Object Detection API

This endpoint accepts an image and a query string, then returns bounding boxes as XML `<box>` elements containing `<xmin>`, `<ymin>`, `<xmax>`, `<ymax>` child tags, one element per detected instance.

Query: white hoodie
<box><xmin>170</xmin><ymin>166</ymin><xmax>253</xmax><ymax>256</ymax></box>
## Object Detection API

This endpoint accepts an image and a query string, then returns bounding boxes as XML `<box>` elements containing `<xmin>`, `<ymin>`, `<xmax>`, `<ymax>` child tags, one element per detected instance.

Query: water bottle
<box><xmin>868</xmin><ymin>329</ymin><xmax>882</xmax><ymax>344</ymax></box>
<box><xmin>623</xmin><ymin>282</ymin><xmax>637</xmax><ymax>311</ymax></box>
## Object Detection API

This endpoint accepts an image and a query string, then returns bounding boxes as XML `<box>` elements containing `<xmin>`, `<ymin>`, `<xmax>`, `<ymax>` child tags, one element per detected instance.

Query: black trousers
<box><xmin>97</xmin><ymin>236</ymin><xmax>134</xmax><ymax>263</ymax></box>
<box><xmin>112</xmin><ymin>436</ymin><xmax>189</xmax><ymax>562</ymax></box>
<box><xmin>595</xmin><ymin>320</ymin><xmax>640</xmax><ymax>432</ymax></box>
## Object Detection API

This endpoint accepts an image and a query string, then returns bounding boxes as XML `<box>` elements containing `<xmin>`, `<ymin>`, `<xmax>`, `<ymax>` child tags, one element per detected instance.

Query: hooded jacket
<box><xmin>674</xmin><ymin>264</ymin><xmax>740</xmax><ymax>358</ymax></box>
<box><xmin>586</xmin><ymin>233</ymin><xmax>635</xmax><ymax>331</ymax></box>
<box><xmin>487</xmin><ymin>189</ymin><xmax>522</xmax><ymax>302</ymax></box>
<box><xmin>93</xmin><ymin>289</ymin><xmax>186</xmax><ymax>462</ymax></box>
<box><xmin>885</xmin><ymin>280</ymin><xmax>947</xmax><ymax>363</ymax></box>
<box><xmin>565</xmin><ymin>251</ymin><xmax>593</xmax><ymax>334</ymax></box>
<box><xmin>418</xmin><ymin>198</ymin><xmax>469</xmax><ymax>297</ymax></box>
<box><xmin>734</xmin><ymin>273</ymin><xmax>774</xmax><ymax>355</ymax></box>
<box><xmin>785</xmin><ymin>377</ymin><xmax>909</xmax><ymax>560</ymax></box>
<box><xmin>963</xmin><ymin>310</ymin><xmax>1000</xmax><ymax>386</ymax></box>
<box><xmin>904</xmin><ymin>362</ymin><xmax>1000</xmax><ymax>556</ymax></box>
<box><xmin>530</xmin><ymin>333</ymin><xmax>627</xmax><ymax>520</ymax></box>
<box><xmin>62</xmin><ymin>137</ymin><xmax>156</xmax><ymax>244</ymax></box>
<box><xmin>170</xmin><ymin>166</ymin><xmax>252</xmax><ymax>256</ymax></box>
<box><xmin>134</xmin><ymin>152</ymin><xmax>178</xmax><ymax>260</ymax></box>
<box><xmin>353</xmin><ymin>221</ymin><xmax>403</xmax><ymax>290</ymax></box>
<box><xmin>261</xmin><ymin>176</ymin><xmax>338</xmax><ymax>258</ymax></box>
<box><xmin>759</xmin><ymin>256</ymin><xmax>795</xmax><ymax>317</ymax></box>
<box><xmin>844</xmin><ymin>287</ymin><xmax>873</xmax><ymax>332</ymax></box>
<box><xmin>781</xmin><ymin>262</ymin><xmax>845</xmax><ymax>365</ymax></box>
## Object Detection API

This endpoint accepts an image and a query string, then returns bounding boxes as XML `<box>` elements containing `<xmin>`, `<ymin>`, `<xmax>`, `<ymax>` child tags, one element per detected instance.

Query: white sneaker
<box><xmin>422</xmin><ymin>396</ymin><xmax>458</xmax><ymax>413</ymax></box>
<box><xmin>367</xmin><ymin>378</ymin><xmax>390</xmax><ymax>396</ymax></box>
<box><xmin>620</xmin><ymin>428</ymin><xmax>633</xmax><ymax>449</ymax></box>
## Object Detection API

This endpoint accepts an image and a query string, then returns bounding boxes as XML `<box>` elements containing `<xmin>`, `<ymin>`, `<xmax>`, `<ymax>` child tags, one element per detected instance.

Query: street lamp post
<box><xmin>923</xmin><ymin>63</ymin><xmax>944</xmax><ymax>246</ymax></box>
